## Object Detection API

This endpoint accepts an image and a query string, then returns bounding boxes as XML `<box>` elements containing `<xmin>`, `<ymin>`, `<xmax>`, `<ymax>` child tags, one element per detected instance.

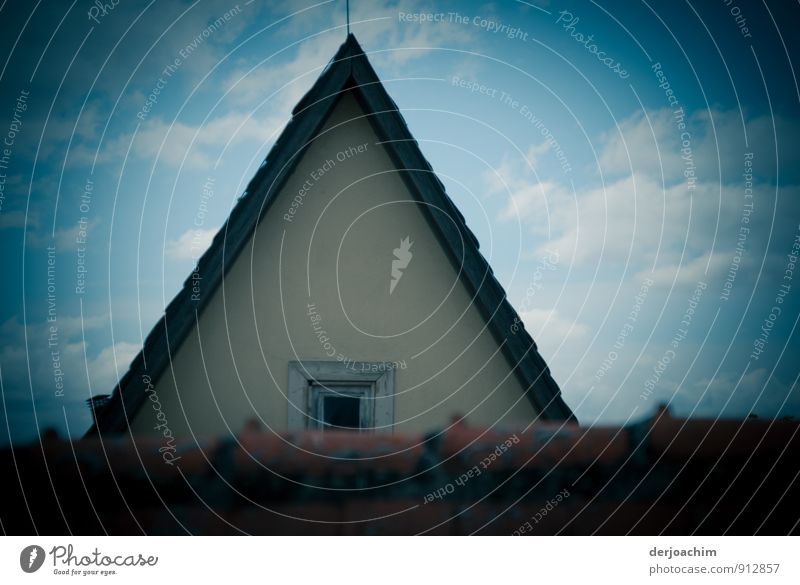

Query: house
<box><xmin>87</xmin><ymin>34</ymin><xmax>574</xmax><ymax>439</ymax></box>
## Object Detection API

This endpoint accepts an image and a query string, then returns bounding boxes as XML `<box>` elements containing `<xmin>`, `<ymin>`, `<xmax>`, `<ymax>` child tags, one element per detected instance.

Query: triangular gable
<box><xmin>89</xmin><ymin>34</ymin><xmax>574</xmax><ymax>434</ymax></box>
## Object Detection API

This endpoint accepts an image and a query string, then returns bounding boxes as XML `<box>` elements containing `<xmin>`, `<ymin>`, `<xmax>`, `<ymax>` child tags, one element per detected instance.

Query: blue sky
<box><xmin>1</xmin><ymin>0</ymin><xmax>798</xmax><ymax>444</ymax></box>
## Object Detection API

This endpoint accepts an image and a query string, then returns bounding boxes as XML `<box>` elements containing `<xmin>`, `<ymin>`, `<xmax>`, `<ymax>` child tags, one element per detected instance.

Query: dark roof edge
<box><xmin>345</xmin><ymin>47</ymin><xmax>573</xmax><ymax>422</ymax></box>
<box><xmin>88</xmin><ymin>34</ymin><xmax>573</xmax><ymax>435</ymax></box>
<box><xmin>87</xmin><ymin>36</ymin><xmax>361</xmax><ymax>435</ymax></box>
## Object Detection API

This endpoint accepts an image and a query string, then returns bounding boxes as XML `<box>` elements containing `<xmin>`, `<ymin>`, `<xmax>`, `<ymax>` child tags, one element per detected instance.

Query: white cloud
<box><xmin>684</xmin><ymin>368</ymin><xmax>800</xmax><ymax>419</ymax></box>
<box><xmin>487</xmin><ymin>106</ymin><xmax>800</xmax><ymax>425</ymax></box>
<box><xmin>223</xmin><ymin>35</ymin><xmax>344</xmax><ymax>107</ymax></box>
<box><xmin>598</xmin><ymin>108</ymin><xmax>800</xmax><ymax>184</ymax></box>
<box><xmin>520</xmin><ymin>308</ymin><xmax>588</xmax><ymax>346</ymax></box>
<box><xmin>165</xmin><ymin>227</ymin><xmax>216</xmax><ymax>261</ymax></box>
<box><xmin>489</xmin><ymin>111</ymin><xmax>799</xmax><ymax>277</ymax></box>
<box><xmin>636</xmin><ymin>251</ymin><xmax>729</xmax><ymax>290</ymax></box>
<box><xmin>65</xmin><ymin>0</ymin><xmax>478</xmax><ymax>171</ymax></box>
<box><xmin>71</xmin><ymin>109</ymin><xmax>288</xmax><ymax>169</ymax></box>
<box><xmin>0</xmin><ymin>314</ymin><xmax>141</xmax><ymax>443</ymax></box>
<box><xmin>0</xmin><ymin>210</ymin><xmax>29</xmax><ymax>230</ymax></box>
<box><xmin>87</xmin><ymin>342</ymin><xmax>140</xmax><ymax>392</ymax></box>
<box><xmin>25</xmin><ymin>218</ymin><xmax>99</xmax><ymax>250</ymax></box>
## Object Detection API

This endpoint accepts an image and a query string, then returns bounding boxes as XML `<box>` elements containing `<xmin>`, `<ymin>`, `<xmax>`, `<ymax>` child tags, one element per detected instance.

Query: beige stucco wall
<box><xmin>130</xmin><ymin>92</ymin><xmax>537</xmax><ymax>437</ymax></box>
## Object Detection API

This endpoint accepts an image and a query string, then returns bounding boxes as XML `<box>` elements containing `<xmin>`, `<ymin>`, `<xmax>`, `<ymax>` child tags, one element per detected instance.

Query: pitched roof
<box><xmin>88</xmin><ymin>34</ymin><xmax>574</xmax><ymax>434</ymax></box>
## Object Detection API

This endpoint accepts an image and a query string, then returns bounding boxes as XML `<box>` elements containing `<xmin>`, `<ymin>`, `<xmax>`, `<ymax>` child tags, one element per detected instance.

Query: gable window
<box><xmin>312</xmin><ymin>384</ymin><xmax>368</xmax><ymax>430</ymax></box>
<box><xmin>288</xmin><ymin>361</ymin><xmax>395</xmax><ymax>432</ymax></box>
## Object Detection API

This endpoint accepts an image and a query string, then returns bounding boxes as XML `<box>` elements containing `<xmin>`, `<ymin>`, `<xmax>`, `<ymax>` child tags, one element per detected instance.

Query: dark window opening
<box><xmin>321</xmin><ymin>395</ymin><xmax>362</xmax><ymax>429</ymax></box>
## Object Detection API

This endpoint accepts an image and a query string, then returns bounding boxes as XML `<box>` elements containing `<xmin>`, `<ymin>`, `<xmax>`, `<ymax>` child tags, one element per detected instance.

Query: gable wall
<box><xmin>129</xmin><ymin>93</ymin><xmax>537</xmax><ymax>437</ymax></box>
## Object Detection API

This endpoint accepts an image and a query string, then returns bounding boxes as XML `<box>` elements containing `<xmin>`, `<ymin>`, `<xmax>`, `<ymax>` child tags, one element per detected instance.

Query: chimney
<box><xmin>86</xmin><ymin>394</ymin><xmax>111</xmax><ymax>425</ymax></box>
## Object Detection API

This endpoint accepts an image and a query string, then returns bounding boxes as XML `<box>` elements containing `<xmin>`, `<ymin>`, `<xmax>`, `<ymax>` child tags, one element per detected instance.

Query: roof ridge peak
<box><xmin>337</xmin><ymin>33</ymin><xmax>364</xmax><ymax>59</ymax></box>
<box><xmin>292</xmin><ymin>33</ymin><xmax>369</xmax><ymax>117</ymax></box>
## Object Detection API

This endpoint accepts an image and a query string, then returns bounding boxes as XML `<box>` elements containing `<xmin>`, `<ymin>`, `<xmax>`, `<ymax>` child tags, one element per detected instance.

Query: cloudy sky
<box><xmin>0</xmin><ymin>0</ymin><xmax>798</xmax><ymax>444</ymax></box>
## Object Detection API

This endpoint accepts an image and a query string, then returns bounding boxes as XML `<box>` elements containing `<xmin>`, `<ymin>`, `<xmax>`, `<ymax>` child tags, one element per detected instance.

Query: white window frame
<box><xmin>287</xmin><ymin>361</ymin><xmax>395</xmax><ymax>432</ymax></box>
<box><xmin>310</xmin><ymin>383</ymin><xmax>372</xmax><ymax>431</ymax></box>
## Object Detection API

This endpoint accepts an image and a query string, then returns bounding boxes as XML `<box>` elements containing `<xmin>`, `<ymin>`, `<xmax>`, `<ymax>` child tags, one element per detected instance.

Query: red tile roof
<box><xmin>2</xmin><ymin>407</ymin><xmax>798</xmax><ymax>534</ymax></box>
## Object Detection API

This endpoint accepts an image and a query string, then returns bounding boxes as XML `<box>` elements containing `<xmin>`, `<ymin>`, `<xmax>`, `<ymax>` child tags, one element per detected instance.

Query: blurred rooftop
<box><xmin>2</xmin><ymin>406</ymin><xmax>798</xmax><ymax>535</ymax></box>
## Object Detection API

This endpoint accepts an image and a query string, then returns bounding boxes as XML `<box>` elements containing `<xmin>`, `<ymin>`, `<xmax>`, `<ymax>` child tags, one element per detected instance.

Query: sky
<box><xmin>0</xmin><ymin>0</ymin><xmax>798</xmax><ymax>445</ymax></box>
